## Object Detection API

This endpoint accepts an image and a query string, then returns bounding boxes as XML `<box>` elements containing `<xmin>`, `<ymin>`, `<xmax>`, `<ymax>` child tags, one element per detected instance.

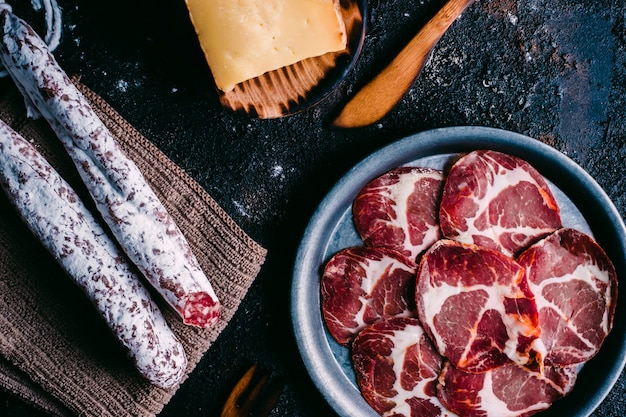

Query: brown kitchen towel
<box><xmin>0</xmin><ymin>78</ymin><xmax>267</xmax><ymax>417</ymax></box>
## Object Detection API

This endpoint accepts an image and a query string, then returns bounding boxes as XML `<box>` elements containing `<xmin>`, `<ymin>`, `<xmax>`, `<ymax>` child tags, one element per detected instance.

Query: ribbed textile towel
<box><xmin>0</xmin><ymin>78</ymin><xmax>267</xmax><ymax>416</ymax></box>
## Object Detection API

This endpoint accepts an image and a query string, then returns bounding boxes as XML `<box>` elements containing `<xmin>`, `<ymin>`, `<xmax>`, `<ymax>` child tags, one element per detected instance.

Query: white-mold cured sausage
<box><xmin>0</xmin><ymin>5</ymin><xmax>220</xmax><ymax>328</ymax></box>
<box><xmin>0</xmin><ymin>118</ymin><xmax>187</xmax><ymax>389</ymax></box>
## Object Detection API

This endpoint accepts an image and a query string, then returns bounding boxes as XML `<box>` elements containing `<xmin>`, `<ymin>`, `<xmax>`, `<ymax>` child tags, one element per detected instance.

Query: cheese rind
<box><xmin>185</xmin><ymin>0</ymin><xmax>347</xmax><ymax>92</ymax></box>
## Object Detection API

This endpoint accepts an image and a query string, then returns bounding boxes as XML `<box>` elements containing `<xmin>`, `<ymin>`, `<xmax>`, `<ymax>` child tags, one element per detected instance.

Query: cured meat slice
<box><xmin>438</xmin><ymin>360</ymin><xmax>577</xmax><ymax>417</ymax></box>
<box><xmin>321</xmin><ymin>246</ymin><xmax>417</xmax><ymax>346</ymax></box>
<box><xmin>352</xmin><ymin>317</ymin><xmax>456</xmax><ymax>417</ymax></box>
<box><xmin>517</xmin><ymin>228</ymin><xmax>618</xmax><ymax>366</ymax></box>
<box><xmin>0</xmin><ymin>6</ymin><xmax>220</xmax><ymax>328</ymax></box>
<box><xmin>353</xmin><ymin>167</ymin><xmax>444</xmax><ymax>261</ymax></box>
<box><xmin>415</xmin><ymin>239</ymin><xmax>542</xmax><ymax>373</ymax></box>
<box><xmin>439</xmin><ymin>150</ymin><xmax>562</xmax><ymax>257</ymax></box>
<box><xmin>0</xmin><ymin>119</ymin><xmax>187</xmax><ymax>389</ymax></box>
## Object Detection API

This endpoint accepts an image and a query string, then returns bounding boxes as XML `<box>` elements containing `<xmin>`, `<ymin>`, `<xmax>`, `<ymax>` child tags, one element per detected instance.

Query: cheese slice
<box><xmin>185</xmin><ymin>0</ymin><xmax>347</xmax><ymax>92</ymax></box>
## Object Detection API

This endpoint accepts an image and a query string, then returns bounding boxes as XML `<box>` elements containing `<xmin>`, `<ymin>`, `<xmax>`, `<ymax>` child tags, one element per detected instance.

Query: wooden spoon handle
<box><xmin>332</xmin><ymin>0</ymin><xmax>476</xmax><ymax>128</ymax></box>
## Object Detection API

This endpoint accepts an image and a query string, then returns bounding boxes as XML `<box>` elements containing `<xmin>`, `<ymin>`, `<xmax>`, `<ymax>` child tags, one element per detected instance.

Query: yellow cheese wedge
<box><xmin>185</xmin><ymin>0</ymin><xmax>347</xmax><ymax>92</ymax></box>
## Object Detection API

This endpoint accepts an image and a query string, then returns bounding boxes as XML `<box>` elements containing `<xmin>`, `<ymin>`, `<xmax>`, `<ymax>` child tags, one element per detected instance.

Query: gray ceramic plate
<box><xmin>291</xmin><ymin>126</ymin><xmax>626</xmax><ymax>417</ymax></box>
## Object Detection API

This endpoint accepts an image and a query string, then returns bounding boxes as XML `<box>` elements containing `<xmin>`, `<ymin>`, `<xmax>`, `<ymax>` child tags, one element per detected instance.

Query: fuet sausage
<box><xmin>0</xmin><ymin>5</ymin><xmax>221</xmax><ymax>328</ymax></box>
<box><xmin>0</xmin><ymin>118</ymin><xmax>187</xmax><ymax>389</ymax></box>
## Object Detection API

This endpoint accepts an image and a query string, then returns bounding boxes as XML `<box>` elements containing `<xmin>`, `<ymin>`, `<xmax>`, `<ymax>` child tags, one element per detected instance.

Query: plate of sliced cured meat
<box><xmin>291</xmin><ymin>126</ymin><xmax>626</xmax><ymax>417</ymax></box>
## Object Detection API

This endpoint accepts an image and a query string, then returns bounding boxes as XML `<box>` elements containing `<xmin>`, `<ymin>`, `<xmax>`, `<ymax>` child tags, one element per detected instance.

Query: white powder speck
<box><xmin>271</xmin><ymin>165</ymin><xmax>284</xmax><ymax>180</ymax></box>
<box><xmin>232</xmin><ymin>200</ymin><xmax>251</xmax><ymax>218</ymax></box>
<box><xmin>117</xmin><ymin>80</ymin><xmax>129</xmax><ymax>92</ymax></box>
<box><xmin>376</xmin><ymin>123</ymin><xmax>383</xmax><ymax>129</ymax></box>
<box><xmin>171</xmin><ymin>87</ymin><xmax>178</xmax><ymax>93</ymax></box>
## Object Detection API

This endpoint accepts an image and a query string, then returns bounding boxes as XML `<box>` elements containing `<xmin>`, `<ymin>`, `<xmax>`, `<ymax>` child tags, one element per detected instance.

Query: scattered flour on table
<box><xmin>271</xmin><ymin>165</ymin><xmax>285</xmax><ymax>181</ymax></box>
<box><xmin>232</xmin><ymin>200</ymin><xmax>251</xmax><ymax>218</ymax></box>
<box><xmin>116</xmin><ymin>80</ymin><xmax>128</xmax><ymax>92</ymax></box>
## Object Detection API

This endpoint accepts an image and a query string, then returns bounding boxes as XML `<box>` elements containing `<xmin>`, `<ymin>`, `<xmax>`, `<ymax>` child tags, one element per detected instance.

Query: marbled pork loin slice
<box><xmin>439</xmin><ymin>150</ymin><xmax>562</xmax><ymax>257</ymax></box>
<box><xmin>321</xmin><ymin>246</ymin><xmax>417</xmax><ymax>346</ymax></box>
<box><xmin>352</xmin><ymin>317</ymin><xmax>457</xmax><ymax>417</ymax></box>
<box><xmin>353</xmin><ymin>167</ymin><xmax>445</xmax><ymax>261</ymax></box>
<box><xmin>438</xmin><ymin>360</ymin><xmax>577</xmax><ymax>417</ymax></box>
<box><xmin>517</xmin><ymin>228</ymin><xmax>618</xmax><ymax>366</ymax></box>
<box><xmin>415</xmin><ymin>239</ymin><xmax>543</xmax><ymax>373</ymax></box>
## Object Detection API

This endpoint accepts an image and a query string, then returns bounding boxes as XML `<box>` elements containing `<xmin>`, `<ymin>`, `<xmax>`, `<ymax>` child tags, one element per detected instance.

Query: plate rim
<box><xmin>291</xmin><ymin>126</ymin><xmax>626</xmax><ymax>417</ymax></box>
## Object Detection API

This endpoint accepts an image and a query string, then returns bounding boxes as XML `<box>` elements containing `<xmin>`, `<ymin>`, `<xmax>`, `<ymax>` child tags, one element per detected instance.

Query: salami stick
<box><xmin>0</xmin><ymin>119</ymin><xmax>187</xmax><ymax>389</ymax></box>
<box><xmin>0</xmin><ymin>6</ymin><xmax>221</xmax><ymax>328</ymax></box>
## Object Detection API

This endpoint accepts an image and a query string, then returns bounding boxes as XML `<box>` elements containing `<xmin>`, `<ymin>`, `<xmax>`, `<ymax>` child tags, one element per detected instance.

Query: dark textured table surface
<box><xmin>1</xmin><ymin>0</ymin><xmax>625</xmax><ymax>416</ymax></box>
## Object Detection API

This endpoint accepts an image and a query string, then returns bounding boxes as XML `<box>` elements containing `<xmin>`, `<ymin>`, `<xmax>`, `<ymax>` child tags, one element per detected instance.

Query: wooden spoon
<box><xmin>332</xmin><ymin>0</ymin><xmax>476</xmax><ymax>128</ymax></box>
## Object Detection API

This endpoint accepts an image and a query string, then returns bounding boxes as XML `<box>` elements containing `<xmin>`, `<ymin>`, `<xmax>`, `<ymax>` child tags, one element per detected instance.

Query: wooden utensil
<box><xmin>332</xmin><ymin>0</ymin><xmax>476</xmax><ymax>128</ymax></box>
<box><xmin>220</xmin><ymin>365</ymin><xmax>284</xmax><ymax>417</ymax></box>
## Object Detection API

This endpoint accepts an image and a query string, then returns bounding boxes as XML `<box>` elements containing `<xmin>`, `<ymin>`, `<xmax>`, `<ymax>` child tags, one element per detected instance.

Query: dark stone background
<box><xmin>1</xmin><ymin>0</ymin><xmax>625</xmax><ymax>416</ymax></box>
